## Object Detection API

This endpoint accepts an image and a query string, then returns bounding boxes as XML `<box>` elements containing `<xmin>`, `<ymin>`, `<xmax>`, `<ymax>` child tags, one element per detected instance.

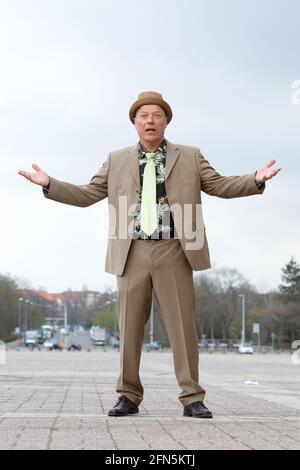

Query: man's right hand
<box><xmin>18</xmin><ymin>164</ymin><xmax>49</xmax><ymax>187</ymax></box>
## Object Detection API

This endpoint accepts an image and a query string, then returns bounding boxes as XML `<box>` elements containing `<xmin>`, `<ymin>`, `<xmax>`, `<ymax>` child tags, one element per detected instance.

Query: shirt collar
<box><xmin>138</xmin><ymin>138</ymin><xmax>167</xmax><ymax>159</ymax></box>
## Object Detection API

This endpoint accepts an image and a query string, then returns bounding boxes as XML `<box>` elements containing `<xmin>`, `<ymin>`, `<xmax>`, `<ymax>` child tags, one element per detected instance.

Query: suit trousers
<box><xmin>115</xmin><ymin>238</ymin><xmax>206</xmax><ymax>407</ymax></box>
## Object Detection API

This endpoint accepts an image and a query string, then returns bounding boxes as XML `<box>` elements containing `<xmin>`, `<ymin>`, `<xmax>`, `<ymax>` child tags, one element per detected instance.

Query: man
<box><xmin>18</xmin><ymin>91</ymin><xmax>281</xmax><ymax>418</ymax></box>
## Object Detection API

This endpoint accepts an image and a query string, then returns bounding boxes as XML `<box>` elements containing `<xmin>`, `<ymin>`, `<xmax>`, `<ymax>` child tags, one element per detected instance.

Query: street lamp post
<box><xmin>18</xmin><ymin>297</ymin><xmax>23</xmax><ymax>334</ymax></box>
<box><xmin>64</xmin><ymin>303</ymin><xmax>68</xmax><ymax>350</ymax></box>
<box><xmin>25</xmin><ymin>299</ymin><xmax>30</xmax><ymax>332</ymax></box>
<box><xmin>28</xmin><ymin>301</ymin><xmax>33</xmax><ymax>330</ymax></box>
<box><xmin>238</xmin><ymin>294</ymin><xmax>246</xmax><ymax>345</ymax></box>
<box><xmin>112</xmin><ymin>302</ymin><xmax>118</xmax><ymax>337</ymax></box>
<box><xmin>271</xmin><ymin>331</ymin><xmax>276</xmax><ymax>351</ymax></box>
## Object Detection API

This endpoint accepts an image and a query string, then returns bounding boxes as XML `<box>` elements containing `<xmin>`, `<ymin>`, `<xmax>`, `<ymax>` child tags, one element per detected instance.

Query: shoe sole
<box><xmin>183</xmin><ymin>411</ymin><xmax>213</xmax><ymax>418</ymax></box>
<box><xmin>108</xmin><ymin>409</ymin><xmax>139</xmax><ymax>417</ymax></box>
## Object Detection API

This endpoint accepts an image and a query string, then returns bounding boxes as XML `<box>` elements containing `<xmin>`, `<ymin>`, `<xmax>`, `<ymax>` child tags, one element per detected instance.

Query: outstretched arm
<box><xmin>18</xmin><ymin>155</ymin><xmax>110</xmax><ymax>207</ymax></box>
<box><xmin>196</xmin><ymin>149</ymin><xmax>281</xmax><ymax>198</ymax></box>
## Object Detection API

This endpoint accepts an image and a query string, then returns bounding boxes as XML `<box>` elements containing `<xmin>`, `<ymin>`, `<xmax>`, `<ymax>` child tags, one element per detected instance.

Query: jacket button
<box><xmin>136</xmin><ymin>189</ymin><xmax>139</xmax><ymax>193</ymax></box>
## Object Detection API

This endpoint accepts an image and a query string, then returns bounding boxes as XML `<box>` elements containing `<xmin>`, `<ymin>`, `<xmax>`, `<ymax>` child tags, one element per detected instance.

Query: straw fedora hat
<box><xmin>129</xmin><ymin>91</ymin><xmax>172</xmax><ymax>124</ymax></box>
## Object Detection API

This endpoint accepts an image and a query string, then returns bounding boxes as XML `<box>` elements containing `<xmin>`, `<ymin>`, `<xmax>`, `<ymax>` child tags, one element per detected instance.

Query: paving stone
<box><xmin>0</xmin><ymin>350</ymin><xmax>300</xmax><ymax>450</ymax></box>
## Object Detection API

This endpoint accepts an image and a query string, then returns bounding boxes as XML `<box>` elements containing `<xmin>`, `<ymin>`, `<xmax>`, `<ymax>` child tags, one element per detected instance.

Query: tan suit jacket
<box><xmin>43</xmin><ymin>140</ymin><xmax>265</xmax><ymax>275</ymax></box>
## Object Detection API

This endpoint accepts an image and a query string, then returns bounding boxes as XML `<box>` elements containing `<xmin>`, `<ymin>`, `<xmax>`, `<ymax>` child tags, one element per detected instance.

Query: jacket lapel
<box><xmin>127</xmin><ymin>145</ymin><xmax>140</xmax><ymax>187</ymax></box>
<box><xmin>165</xmin><ymin>141</ymin><xmax>180</xmax><ymax>181</ymax></box>
<box><xmin>127</xmin><ymin>140</ymin><xmax>180</xmax><ymax>186</ymax></box>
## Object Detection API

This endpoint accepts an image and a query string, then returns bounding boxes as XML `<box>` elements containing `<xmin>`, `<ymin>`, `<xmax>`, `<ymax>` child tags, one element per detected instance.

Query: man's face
<box><xmin>133</xmin><ymin>104</ymin><xmax>168</xmax><ymax>146</ymax></box>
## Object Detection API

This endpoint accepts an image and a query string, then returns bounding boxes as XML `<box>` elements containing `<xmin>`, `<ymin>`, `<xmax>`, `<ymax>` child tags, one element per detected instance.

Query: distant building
<box><xmin>21</xmin><ymin>289</ymin><xmax>102</xmax><ymax>309</ymax></box>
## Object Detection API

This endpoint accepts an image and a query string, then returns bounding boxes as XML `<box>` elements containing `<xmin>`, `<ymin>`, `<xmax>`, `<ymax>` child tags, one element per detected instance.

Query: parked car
<box><xmin>25</xmin><ymin>330</ymin><xmax>38</xmax><ymax>348</ymax></box>
<box><xmin>43</xmin><ymin>340</ymin><xmax>63</xmax><ymax>351</ymax></box>
<box><xmin>68</xmin><ymin>344</ymin><xmax>82</xmax><ymax>351</ymax></box>
<box><xmin>145</xmin><ymin>341</ymin><xmax>162</xmax><ymax>351</ymax></box>
<box><xmin>90</xmin><ymin>326</ymin><xmax>107</xmax><ymax>346</ymax></box>
<box><xmin>43</xmin><ymin>340</ymin><xmax>54</xmax><ymax>350</ymax></box>
<box><xmin>239</xmin><ymin>342</ymin><xmax>254</xmax><ymax>354</ymax></box>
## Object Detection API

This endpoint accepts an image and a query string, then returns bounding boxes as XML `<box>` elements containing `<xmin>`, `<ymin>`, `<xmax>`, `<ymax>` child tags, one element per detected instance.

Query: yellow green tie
<box><xmin>140</xmin><ymin>152</ymin><xmax>158</xmax><ymax>236</ymax></box>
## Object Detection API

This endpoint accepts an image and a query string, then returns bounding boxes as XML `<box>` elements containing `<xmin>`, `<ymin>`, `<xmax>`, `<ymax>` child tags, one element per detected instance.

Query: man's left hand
<box><xmin>255</xmin><ymin>160</ymin><xmax>281</xmax><ymax>184</ymax></box>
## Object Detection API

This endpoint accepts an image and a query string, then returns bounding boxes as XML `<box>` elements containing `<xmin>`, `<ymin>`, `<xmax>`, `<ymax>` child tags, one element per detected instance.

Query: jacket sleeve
<box><xmin>42</xmin><ymin>153</ymin><xmax>110</xmax><ymax>207</ymax></box>
<box><xmin>195</xmin><ymin>148</ymin><xmax>265</xmax><ymax>198</ymax></box>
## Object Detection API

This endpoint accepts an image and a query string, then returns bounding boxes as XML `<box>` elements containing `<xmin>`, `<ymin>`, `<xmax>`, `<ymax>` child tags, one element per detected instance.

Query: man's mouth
<box><xmin>146</xmin><ymin>129</ymin><xmax>156</xmax><ymax>132</ymax></box>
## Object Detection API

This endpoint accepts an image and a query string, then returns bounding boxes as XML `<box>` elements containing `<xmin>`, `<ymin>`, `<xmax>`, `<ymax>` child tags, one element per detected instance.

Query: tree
<box><xmin>194</xmin><ymin>267</ymin><xmax>258</xmax><ymax>342</ymax></box>
<box><xmin>91</xmin><ymin>309</ymin><xmax>115</xmax><ymax>330</ymax></box>
<box><xmin>0</xmin><ymin>274</ymin><xmax>19</xmax><ymax>340</ymax></box>
<box><xmin>194</xmin><ymin>274</ymin><xmax>219</xmax><ymax>341</ymax></box>
<box><xmin>279</xmin><ymin>256</ymin><xmax>300</xmax><ymax>299</ymax></box>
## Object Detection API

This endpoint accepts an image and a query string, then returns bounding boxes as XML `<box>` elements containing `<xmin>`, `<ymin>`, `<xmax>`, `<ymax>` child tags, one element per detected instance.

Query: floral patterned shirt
<box><xmin>133</xmin><ymin>139</ymin><xmax>175</xmax><ymax>240</ymax></box>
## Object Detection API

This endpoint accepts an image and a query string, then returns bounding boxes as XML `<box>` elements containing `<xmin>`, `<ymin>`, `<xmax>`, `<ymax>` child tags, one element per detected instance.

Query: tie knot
<box><xmin>145</xmin><ymin>152</ymin><xmax>158</xmax><ymax>162</ymax></box>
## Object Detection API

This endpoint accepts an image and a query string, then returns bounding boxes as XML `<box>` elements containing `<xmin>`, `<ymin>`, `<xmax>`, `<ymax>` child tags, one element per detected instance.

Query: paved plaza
<box><xmin>0</xmin><ymin>348</ymin><xmax>300</xmax><ymax>450</ymax></box>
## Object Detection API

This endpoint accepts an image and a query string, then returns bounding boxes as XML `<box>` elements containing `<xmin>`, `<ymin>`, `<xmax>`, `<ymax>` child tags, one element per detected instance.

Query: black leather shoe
<box><xmin>183</xmin><ymin>401</ymin><xmax>213</xmax><ymax>418</ymax></box>
<box><xmin>108</xmin><ymin>396</ymin><xmax>139</xmax><ymax>416</ymax></box>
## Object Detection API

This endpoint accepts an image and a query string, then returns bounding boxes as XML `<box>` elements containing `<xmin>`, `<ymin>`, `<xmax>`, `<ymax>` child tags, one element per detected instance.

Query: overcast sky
<box><xmin>0</xmin><ymin>0</ymin><xmax>299</xmax><ymax>294</ymax></box>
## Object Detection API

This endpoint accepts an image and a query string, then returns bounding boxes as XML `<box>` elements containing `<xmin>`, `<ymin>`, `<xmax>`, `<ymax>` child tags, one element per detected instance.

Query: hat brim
<box><xmin>129</xmin><ymin>97</ymin><xmax>172</xmax><ymax>124</ymax></box>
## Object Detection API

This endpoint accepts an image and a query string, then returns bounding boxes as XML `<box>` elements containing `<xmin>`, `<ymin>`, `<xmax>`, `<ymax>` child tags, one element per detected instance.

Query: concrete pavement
<box><xmin>0</xmin><ymin>349</ymin><xmax>300</xmax><ymax>450</ymax></box>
